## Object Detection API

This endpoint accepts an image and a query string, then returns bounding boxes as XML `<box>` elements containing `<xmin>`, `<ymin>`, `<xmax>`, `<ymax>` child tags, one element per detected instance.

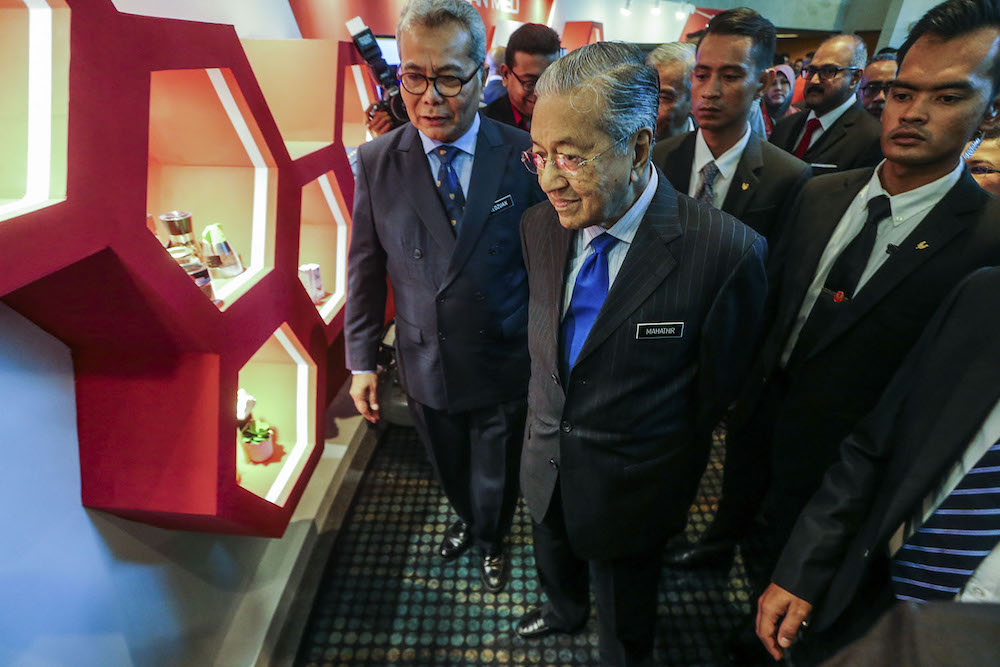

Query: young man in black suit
<box><xmin>713</xmin><ymin>7</ymin><xmax>1000</xmax><ymax>660</ymax></box>
<box><xmin>345</xmin><ymin>0</ymin><xmax>544</xmax><ymax>594</ymax></box>
<box><xmin>770</xmin><ymin>33</ymin><xmax>883</xmax><ymax>175</ymax></box>
<box><xmin>758</xmin><ymin>266</ymin><xmax>1000</xmax><ymax>664</ymax></box>
<box><xmin>652</xmin><ymin>9</ymin><xmax>811</xmax><ymax>247</ymax></box>
<box><xmin>482</xmin><ymin>23</ymin><xmax>560</xmax><ymax>131</ymax></box>
<box><xmin>514</xmin><ymin>42</ymin><xmax>768</xmax><ymax>666</ymax></box>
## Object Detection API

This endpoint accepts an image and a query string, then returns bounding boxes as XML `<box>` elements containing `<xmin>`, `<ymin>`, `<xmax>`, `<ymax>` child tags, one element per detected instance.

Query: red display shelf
<box><xmin>298</xmin><ymin>171</ymin><xmax>351</xmax><ymax>325</ymax></box>
<box><xmin>0</xmin><ymin>0</ymin><xmax>345</xmax><ymax>536</ymax></box>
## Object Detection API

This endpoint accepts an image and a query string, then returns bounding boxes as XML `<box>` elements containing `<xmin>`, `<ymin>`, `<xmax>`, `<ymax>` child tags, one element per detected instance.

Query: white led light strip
<box><xmin>351</xmin><ymin>65</ymin><xmax>374</xmax><ymax>143</ymax></box>
<box><xmin>206</xmin><ymin>68</ymin><xmax>269</xmax><ymax>302</ymax></box>
<box><xmin>0</xmin><ymin>0</ymin><xmax>54</xmax><ymax>220</ymax></box>
<box><xmin>317</xmin><ymin>174</ymin><xmax>348</xmax><ymax>322</ymax></box>
<box><xmin>265</xmin><ymin>328</ymin><xmax>314</xmax><ymax>504</ymax></box>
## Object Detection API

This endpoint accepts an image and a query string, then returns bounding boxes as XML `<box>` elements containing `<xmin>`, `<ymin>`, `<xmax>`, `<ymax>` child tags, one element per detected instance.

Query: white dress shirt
<box><xmin>561</xmin><ymin>168</ymin><xmax>658</xmax><ymax>316</ymax></box>
<box><xmin>888</xmin><ymin>397</ymin><xmax>1000</xmax><ymax>602</ymax></box>
<box><xmin>418</xmin><ymin>112</ymin><xmax>480</xmax><ymax>197</ymax></box>
<box><xmin>781</xmin><ymin>159</ymin><xmax>964</xmax><ymax>365</ymax></box>
<box><xmin>688</xmin><ymin>124</ymin><xmax>752</xmax><ymax>210</ymax></box>
<box><xmin>794</xmin><ymin>93</ymin><xmax>857</xmax><ymax>155</ymax></box>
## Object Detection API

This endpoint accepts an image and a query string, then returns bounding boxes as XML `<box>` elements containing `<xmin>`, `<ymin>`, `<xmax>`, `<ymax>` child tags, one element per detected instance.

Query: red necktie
<box><xmin>793</xmin><ymin>117</ymin><xmax>822</xmax><ymax>158</ymax></box>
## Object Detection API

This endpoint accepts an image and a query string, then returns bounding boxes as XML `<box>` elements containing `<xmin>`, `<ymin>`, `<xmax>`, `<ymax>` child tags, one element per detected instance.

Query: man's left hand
<box><xmin>756</xmin><ymin>583</ymin><xmax>813</xmax><ymax>661</ymax></box>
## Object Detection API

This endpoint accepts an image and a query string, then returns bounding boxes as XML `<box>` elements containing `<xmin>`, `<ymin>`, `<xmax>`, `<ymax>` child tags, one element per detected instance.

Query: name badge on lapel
<box><xmin>490</xmin><ymin>194</ymin><xmax>514</xmax><ymax>215</ymax></box>
<box><xmin>636</xmin><ymin>322</ymin><xmax>684</xmax><ymax>339</ymax></box>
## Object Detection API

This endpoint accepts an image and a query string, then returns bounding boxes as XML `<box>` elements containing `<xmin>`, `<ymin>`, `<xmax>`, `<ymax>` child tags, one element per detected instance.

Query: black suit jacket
<box><xmin>345</xmin><ymin>115</ymin><xmax>544</xmax><ymax>412</ymax></box>
<box><xmin>735</xmin><ymin>167</ymin><xmax>1000</xmax><ymax>506</ymax></box>
<box><xmin>651</xmin><ymin>130</ymin><xmax>811</xmax><ymax>244</ymax></box>
<box><xmin>519</xmin><ymin>169</ymin><xmax>769</xmax><ymax>561</ymax></box>
<box><xmin>483</xmin><ymin>92</ymin><xmax>519</xmax><ymax>128</ymax></box>
<box><xmin>773</xmin><ymin>267</ymin><xmax>1000</xmax><ymax>633</ymax></box>
<box><xmin>769</xmin><ymin>100</ymin><xmax>882</xmax><ymax>175</ymax></box>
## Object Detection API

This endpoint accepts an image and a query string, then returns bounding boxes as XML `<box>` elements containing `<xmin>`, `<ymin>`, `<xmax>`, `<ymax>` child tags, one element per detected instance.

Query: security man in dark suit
<box><xmin>652</xmin><ymin>9</ymin><xmax>811</xmax><ymax>248</ymax></box>
<box><xmin>769</xmin><ymin>33</ymin><xmax>883</xmax><ymax>175</ymax></box>
<box><xmin>713</xmin><ymin>2</ymin><xmax>1000</xmax><ymax>659</ymax></box>
<box><xmin>513</xmin><ymin>42</ymin><xmax>768</xmax><ymax>666</ymax></box>
<box><xmin>345</xmin><ymin>0</ymin><xmax>543</xmax><ymax>594</ymax></box>
<box><xmin>758</xmin><ymin>266</ymin><xmax>1000</xmax><ymax>665</ymax></box>
<box><xmin>482</xmin><ymin>23</ymin><xmax>560</xmax><ymax>132</ymax></box>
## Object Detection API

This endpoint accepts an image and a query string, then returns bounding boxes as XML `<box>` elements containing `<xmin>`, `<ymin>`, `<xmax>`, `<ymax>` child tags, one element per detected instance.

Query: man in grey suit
<box><xmin>513</xmin><ymin>42</ymin><xmax>769</xmax><ymax>666</ymax></box>
<box><xmin>345</xmin><ymin>0</ymin><xmax>543</xmax><ymax>593</ymax></box>
<box><xmin>769</xmin><ymin>34</ymin><xmax>883</xmax><ymax>175</ymax></box>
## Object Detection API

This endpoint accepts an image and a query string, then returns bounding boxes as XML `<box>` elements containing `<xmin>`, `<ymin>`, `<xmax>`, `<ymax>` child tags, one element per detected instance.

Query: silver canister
<box><xmin>202</xmin><ymin>240</ymin><xmax>245</xmax><ymax>279</ymax></box>
<box><xmin>159</xmin><ymin>210</ymin><xmax>198</xmax><ymax>251</ymax></box>
<box><xmin>180</xmin><ymin>258</ymin><xmax>214</xmax><ymax>300</ymax></box>
<box><xmin>298</xmin><ymin>263</ymin><xmax>325</xmax><ymax>304</ymax></box>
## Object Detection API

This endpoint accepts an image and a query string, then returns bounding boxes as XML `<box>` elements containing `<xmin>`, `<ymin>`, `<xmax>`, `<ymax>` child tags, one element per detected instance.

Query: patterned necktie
<box><xmin>793</xmin><ymin>117</ymin><xmax>822</xmax><ymax>158</ymax></box>
<box><xmin>695</xmin><ymin>162</ymin><xmax>720</xmax><ymax>206</ymax></box>
<box><xmin>433</xmin><ymin>145</ymin><xmax>466</xmax><ymax>228</ymax></box>
<box><xmin>787</xmin><ymin>195</ymin><xmax>891</xmax><ymax>369</ymax></box>
<box><xmin>561</xmin><ymin>233</ymin><xmax>620</xmax><ymax>377</ymax></box>
<box><xmin>890</xmin><ymin>437</ymin><xmax>1000</xmax><ymax>601</ymax></box>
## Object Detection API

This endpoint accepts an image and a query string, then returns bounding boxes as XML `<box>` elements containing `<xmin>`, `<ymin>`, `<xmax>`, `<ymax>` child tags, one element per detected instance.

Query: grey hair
<box><xmin>536</xmin><ymin>42</ymin><xmax>659</xmax><ymax>150</ymax></box>
<box><xmin>397</xmin><ymin>0</ymin><xmax>487</xmax><ymax>66</ymax></box>
<box><xmin>646</xmin><ymin>42</ymin><xmax>696</xmax><ymax>94</ymax></box>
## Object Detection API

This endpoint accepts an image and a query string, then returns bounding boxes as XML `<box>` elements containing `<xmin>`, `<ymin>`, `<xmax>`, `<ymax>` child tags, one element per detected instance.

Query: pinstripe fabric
<box><xmin>519</xmin><ymin>167</ymin><xmax>769</xmax><ymax>561</ymax></box>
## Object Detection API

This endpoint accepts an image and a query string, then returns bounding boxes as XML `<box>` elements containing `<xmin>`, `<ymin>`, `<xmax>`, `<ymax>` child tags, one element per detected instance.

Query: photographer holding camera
<box><xmin>345</xmin><ymin>0</ymin><xmax>544</xmax><ymax>593</ymax></box>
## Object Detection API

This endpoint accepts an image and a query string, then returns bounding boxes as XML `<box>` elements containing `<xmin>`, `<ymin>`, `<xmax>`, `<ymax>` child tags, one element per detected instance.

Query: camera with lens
<box><xmin>346</xmin><ymin>17</ymin><xmax>409</xmax><ymax>128</ymax></box>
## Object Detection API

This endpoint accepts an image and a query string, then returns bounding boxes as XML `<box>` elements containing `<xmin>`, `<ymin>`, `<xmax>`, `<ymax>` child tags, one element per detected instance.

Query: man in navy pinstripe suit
<box><xmin>513</xmin><ymin>43</ymin><xmax>770</xmax><ymax>666</ymax></box>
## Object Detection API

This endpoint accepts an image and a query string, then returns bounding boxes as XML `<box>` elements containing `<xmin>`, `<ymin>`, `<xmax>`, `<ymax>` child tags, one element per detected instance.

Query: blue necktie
<box><xmin>561</xmin><ymin>233</ymin><xmax>619</xmax><ymax>376</ymax></box>
<box><xmin>433</xmin><ymin>145</ymin><xmax>466</xmax><ymax>229</ymax></box>
<box><xmin>890</xmin><ymin>437</ymin><xmax>1000</xmax><ymax>601</ymax></box>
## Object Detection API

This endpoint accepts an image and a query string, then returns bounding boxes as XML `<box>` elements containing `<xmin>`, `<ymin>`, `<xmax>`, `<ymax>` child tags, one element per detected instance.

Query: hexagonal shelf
<box><xmin>147</xmin><ymin>67</ymin><xmax>277</xmax><ymax>310</ymax></box>
<box><xmin>236</xmin><ymin>323</ymin><xmax>318</xmax><ymax>506</ymax></box>
<box><xmin>0</xmin><ymin>0</ymin><xmax>69</xmax><ymax>222</ymax></box>
<box><xmin>298</xmin><ymin>171</ymin><xmax>350</xmax><ymax>324</ymax></box>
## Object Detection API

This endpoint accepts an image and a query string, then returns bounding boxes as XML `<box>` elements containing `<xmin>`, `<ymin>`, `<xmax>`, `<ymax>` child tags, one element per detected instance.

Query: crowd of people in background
<box><xmin>345</xmin><ymin>0</ymin><xmax>1000</xmax><ymax>665</ymax></box>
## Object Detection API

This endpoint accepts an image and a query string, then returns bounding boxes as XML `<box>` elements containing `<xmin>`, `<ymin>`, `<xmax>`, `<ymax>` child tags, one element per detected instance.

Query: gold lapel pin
<box><xmin>741</xmin><ymin>182</ymin><xmax>749</xmax><ymax>191</ymax></box>
<box><xmin>916</xmin><ymin>241</ymin><xmax>930</xmax><ymax>250</ymax></box>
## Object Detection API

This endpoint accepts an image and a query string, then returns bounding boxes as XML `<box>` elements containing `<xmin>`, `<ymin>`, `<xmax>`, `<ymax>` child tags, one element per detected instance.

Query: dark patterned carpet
<box><xmin>295</xmin><ymin>427</ymin><xmax>757</xmax><ymax>666</ymax></box>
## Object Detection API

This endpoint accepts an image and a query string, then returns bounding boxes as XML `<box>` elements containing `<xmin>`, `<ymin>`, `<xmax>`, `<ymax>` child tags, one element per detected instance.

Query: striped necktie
<box><xmin>890</xmin><ymin>437</ymin><xmax>1000</xmax><ymax>601</ymax></box>
<box><xmin>433</xmin><ymin>145</ymin><xmax>466</xmax><ymax>229</ymax></box>
<box><xmin>695</xmin><ymin>162</ymin><xmax>720</xmax><ymax>206</ymax></box>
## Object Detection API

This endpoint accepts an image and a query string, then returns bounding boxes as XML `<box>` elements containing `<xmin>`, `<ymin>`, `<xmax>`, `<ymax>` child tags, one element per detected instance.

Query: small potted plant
<box><xmin>241</xmin><ymin>418</ymin><xmax>274</xmax><ymax>463</ymax></box>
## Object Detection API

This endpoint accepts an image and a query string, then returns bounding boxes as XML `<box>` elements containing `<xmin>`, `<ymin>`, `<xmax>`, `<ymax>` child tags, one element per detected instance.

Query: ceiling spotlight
<box><xmin>620</xmin><ymin>0</ymin><xmax>632</xmax><ymax>17</ymax></box>
<box><xmin>675</xmin><ymin>10</ymin><xmax>687</xmax><ymax>21</ymax></box>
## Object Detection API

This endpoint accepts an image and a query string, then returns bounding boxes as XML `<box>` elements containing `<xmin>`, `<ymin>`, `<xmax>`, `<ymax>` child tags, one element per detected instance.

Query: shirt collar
<box><xmin>486</xmin><ymin>73</ymin><xmax>502</xmax><ymax>83</ymax></box>
<box><xmin>692</xmin><ymin>123</ymin><xmax>752</xmax><ymax>181</ymax></box>
<box><xmin>583</xmin><ymin>167</ymin><xmax>658</xmax><ymax>245</ymax></box>
<box><xmin>863</xmin><ymin>159</ymin><xmax>965</xmax><ymax>226</ymax></box>
<box><xmin>419</xmin><ymin>112</ymin><xmax>481</xmax><ymax>158</ymax></box>
<box><xmin>808</xmin><ymin>93</ymin><xmax>856</xmax><ymax>130</ymax></box>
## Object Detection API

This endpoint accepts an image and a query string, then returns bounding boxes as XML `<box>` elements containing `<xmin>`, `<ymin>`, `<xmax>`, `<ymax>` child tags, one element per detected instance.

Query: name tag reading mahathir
<box><xmin>636</xmin><ymin>322</ymin><xmax>684</xmax><ymax>339</ymax></box>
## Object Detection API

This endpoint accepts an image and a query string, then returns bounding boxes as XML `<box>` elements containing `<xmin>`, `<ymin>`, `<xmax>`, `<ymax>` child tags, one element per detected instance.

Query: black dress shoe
<box><xmin>439</xmin><ymin>519</ymin><xmax>471</xmax><ymax>560</ymax></box>
<box><xmin>664</xmin><ymin>539</ymin><xmax>736</xmax><ymax>569</ymax></box>
<box><xmin>515</xmin><ymin>607</ymin><xmax>557</xmax><ymax>638</ymax></box>
<box><xmin>481</xmin><ymin>551</ymin><xmax>507</xmax><ymax>593</ymax></box>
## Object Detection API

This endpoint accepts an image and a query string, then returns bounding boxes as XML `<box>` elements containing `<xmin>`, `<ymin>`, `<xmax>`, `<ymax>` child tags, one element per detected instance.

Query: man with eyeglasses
<box><xmin>966</xmin><ymin>126</ymin><xmax>1000</xmax><ymax>195</ymax></box>
<box><xmin>345</xmin><ymin>0</ymin><xmax>544</xmax><ymax>595</ymax></box>
<box><xmin>513</xmin><ymin>41</ymin><xmax>768</xmax><ymax>666</ymax></box>
<box><xmin>770</xmin><ymin>34</ymin><xmax>883</xmax><ymax>175</ymax></box>
<box><xmin>859</xmin><ymin>53</ymin><xmax>898</xmax><ymax>118</ymax></box>
<box><xmin>483</xmin><ymin>23</ymin><xmax>560</xmax><ymax>132</ymax></box>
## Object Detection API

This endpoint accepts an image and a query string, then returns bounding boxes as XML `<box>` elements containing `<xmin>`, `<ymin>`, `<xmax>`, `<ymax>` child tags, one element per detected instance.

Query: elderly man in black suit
<box><xmin>770</xmin><ymin>33</ymin><xmax>883</xmax><ymax>175</ymax></box>
<box><xmin>652</xmin><ymin>9</ymin><xmax>810</xmax><ymax>249</ymax></box>
<box><xmin>757</xmin><ymin>267</ymin><xmax>1000</xmax><ymax>665</ymax></box>
<box><xmin>345</xmin><ymin>0</ymin><xmax>543</xmax><ymax>594</ymax></box>
<box><xmin>512</xmin><ymin>42</ymin><xmax>769</xmax><ymax>666</ymax></box>
<box><xmin>712</xmin><ymin>0</ymin><xmax>1000</xmax><ymax>659</ymax></box>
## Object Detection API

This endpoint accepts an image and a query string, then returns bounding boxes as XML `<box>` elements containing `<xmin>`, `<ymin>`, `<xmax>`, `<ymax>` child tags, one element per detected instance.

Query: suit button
<box><xmin>438</xmin><ymin>332</ymin><xmax>446</xmax><ymax>341</ymax></box>
<box><xmin>473</xmin><ymin>291</ymin><xmax>485</xmax><ymax>301</ymax></box>
<box><xmin>549</xmin><ymin>458</ymin><xmax>559</xmax><ymax>470</ymax></box>
<box><xmin>412</xmin><ymin>248</ymin><xmax>423</xmax><ymax>259</ymax></box>
<box><xmin>560</xmin><ymin>420</ymin><xmax>572</xmax><ymax>433</ymax></box>
<box><xmin>479</xmin><ymin>329</ymin><xmax>486</xmax><ymax>336</ymax></box>
<box><xmin>550</xmin><ymin>373</ymin><xmax>559</xmax><ymax>385</ymax></box>
<box><xmin>436</xmin><ymin>295</ymin><xmax>446</xmax><ymax>303</ymax></box>
<box><xmin>863</xmin><ymin>549</ymin><xmax>870</xmax><ymax>559</ymax></box>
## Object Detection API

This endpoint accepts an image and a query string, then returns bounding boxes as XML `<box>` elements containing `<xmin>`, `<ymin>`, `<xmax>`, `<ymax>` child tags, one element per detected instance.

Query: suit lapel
<box><xmin>806</xmin><ymin>170</ymin><xmax>989</xmax><ymax>360</ymax></box>
<box><xmin>662</xmin><ymin>132</ymin><xmax>696</xmax><ymax>194</ymax></box>
<box><xmin>442</xmin><ymin>116</ymin><xmax>509</xmax><ymax>290</ymax></box>
<box><xmin>721</xmin><ymin>132</ymin><xmax>763</xmax><ymax>218</ymax></box>
<box><xmin>397</xmin><ymin>125</ymin><xmax>458</xmax><ymax>254</ymax></box>
<box><xmin>543</xmin><ymin>209</ymin><xmax>574</xmax><ymax>348</ymax></box>
<box><xmin>804</xmin><ymin>102</ymin><xmax>861</xmax><ymax>162</ymax></box>
<box><xmin>574</xmin><ymin>172</ymin><xmax>682</xmax><ymax>366</ymax></box>
<box><xmin>775</xmin><ymin>111</ymin><xmax>808</xmax><ymax>153</ymax></box>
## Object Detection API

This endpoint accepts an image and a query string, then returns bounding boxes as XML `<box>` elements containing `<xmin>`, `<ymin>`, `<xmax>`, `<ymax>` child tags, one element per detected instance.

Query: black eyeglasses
<box><xmin>507</xmin><ymin>69</ymin><xmax>539</xmax><ymax>92</ymax></box>
<box><xmin>398</xmin><ymin>65</ymin><xmax>482</xmax><ymax>97</ymax></box>
<box><xmin>861</xmin><ymin>82</ymin><xmax>893</xmax><ymax>97</ymax></box>
<box><xmin>800</xmin><ymin>65</ymin><xmax>861</xmax><ymax>81</ymax></box>
<box><xmin>969</xmin><ymin>163</ymin><xmax>1000</xmax><ymax>176</ymax></box>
